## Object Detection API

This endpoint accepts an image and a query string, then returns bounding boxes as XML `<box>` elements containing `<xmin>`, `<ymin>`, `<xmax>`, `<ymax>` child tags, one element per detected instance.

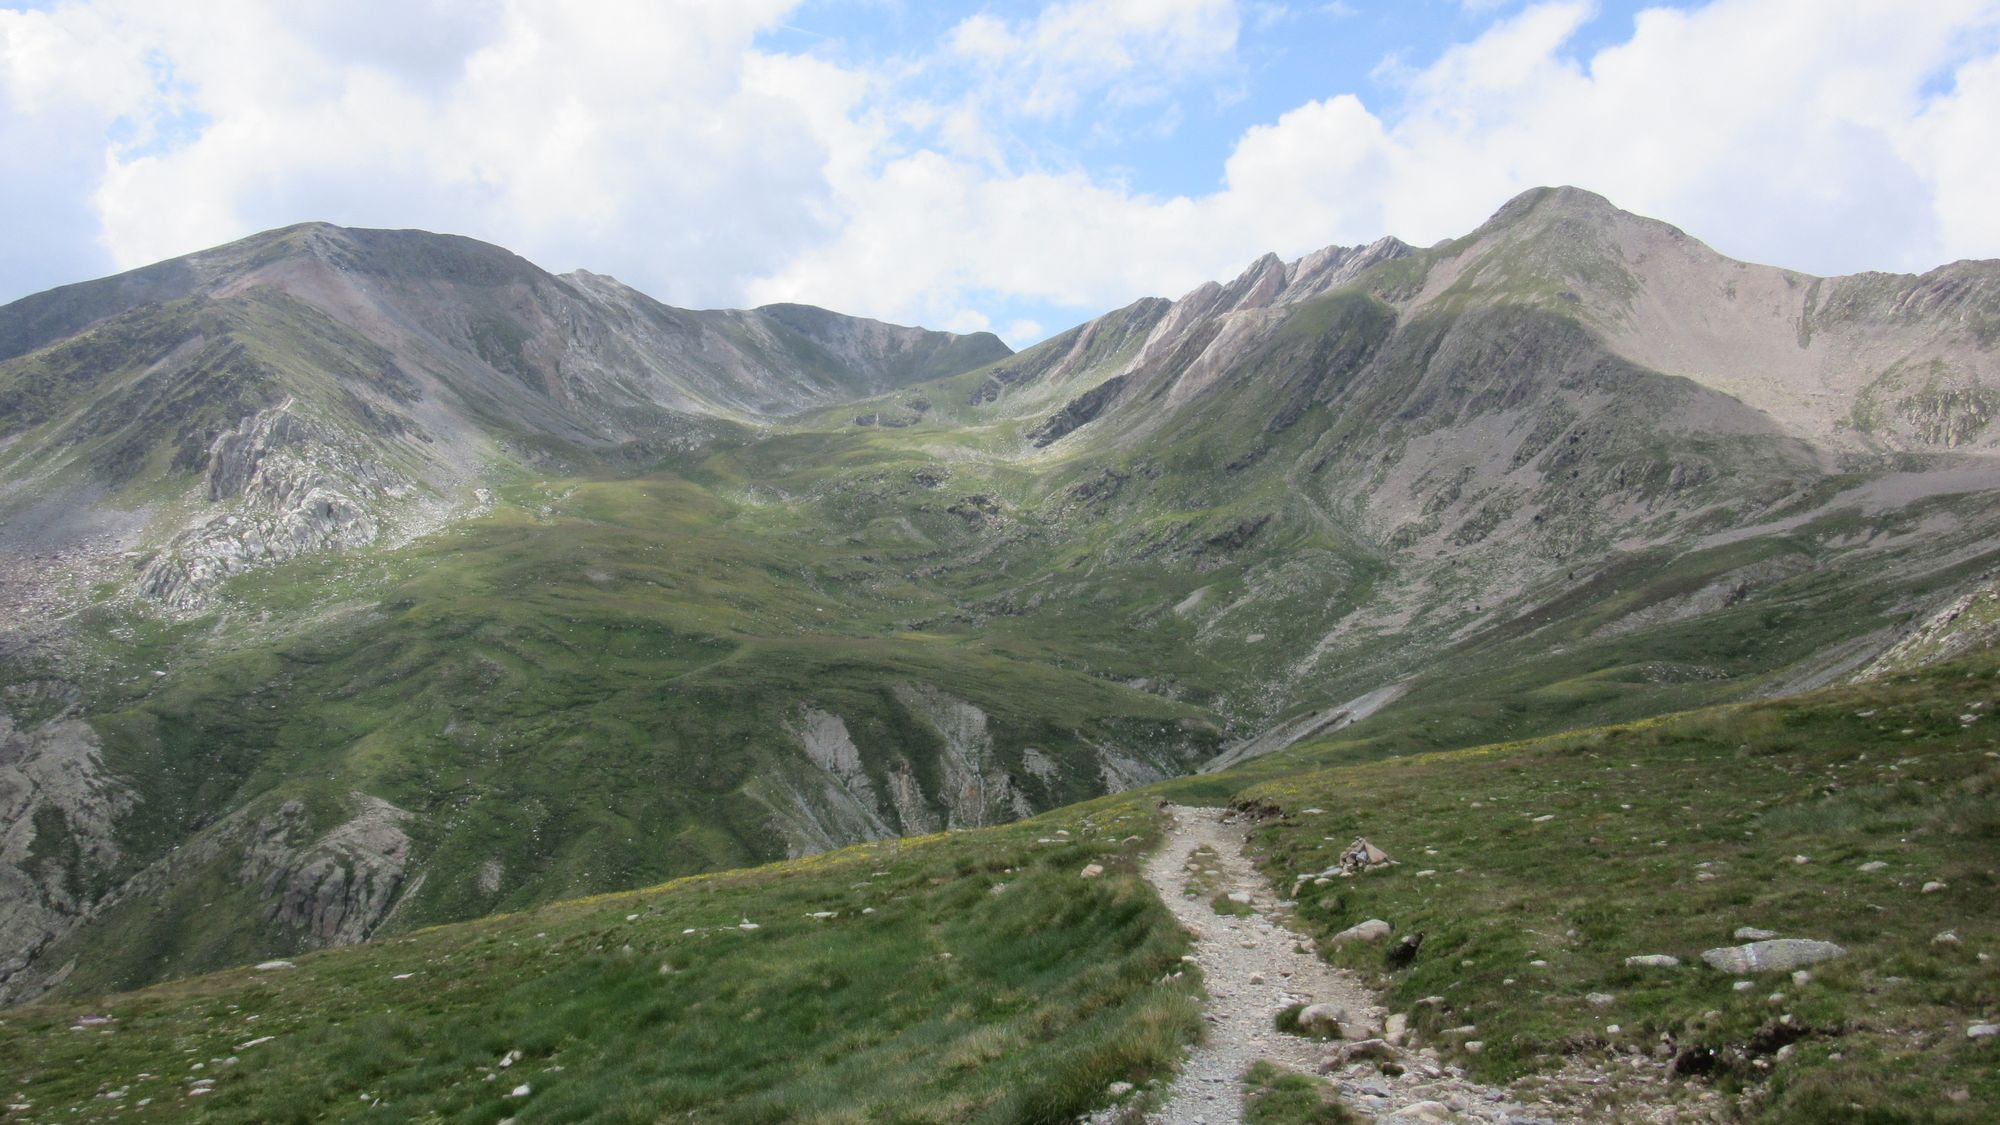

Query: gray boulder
<box><xmin>1700</xmin><ymin>939</ymin><xmax>1847</xmax><ymax>974</ymax></box>
<box><xmin>1333</xmin><ymin>918</ymin><xmax>1392</xmax><ymax>944</ymax></box>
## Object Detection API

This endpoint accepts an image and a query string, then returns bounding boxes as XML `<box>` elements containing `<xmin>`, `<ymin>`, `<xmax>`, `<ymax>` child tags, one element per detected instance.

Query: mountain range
<box><xmin>4</xmin><ymin>185</ymin><xmax>1999</xmax><ymax>1013</ymax></box>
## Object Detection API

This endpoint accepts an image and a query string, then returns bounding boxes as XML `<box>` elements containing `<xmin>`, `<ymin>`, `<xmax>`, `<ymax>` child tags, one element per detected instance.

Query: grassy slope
<box><xmin>11</xmin><ymin>658</ymin><xmax>1997</xmax><ymax>1121</ymax></box>
<box><xmin>0</xmin><ymin>797</ymin><xmax>1196</xmax><ymax>1124</ymax></box>
<box><xmin>1231</xmin><ymin>653</ymin><xmax>2000</xmax><ymax>1123</ymax></box>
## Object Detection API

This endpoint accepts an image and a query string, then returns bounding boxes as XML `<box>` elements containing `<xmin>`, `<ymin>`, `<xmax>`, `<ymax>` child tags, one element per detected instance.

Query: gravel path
<box><xmin>1141</xmin><ymin>805</ymin><xmax>1574</xmax><ymax>1125</ymax></box>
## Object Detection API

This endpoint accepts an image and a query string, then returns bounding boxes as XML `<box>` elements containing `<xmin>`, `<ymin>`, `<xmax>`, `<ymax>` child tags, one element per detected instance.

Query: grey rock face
<box><xmin>237</xmin><ymin>794</ymin><xmax>414</xmax><ymax>945</ymax></box>
<box><xmin>0</xmin><ymin>684</ymin><xmax>133</xmax><ymax>1003</ymax></box>
<box><xmin>137</xmin><ymin>405</ymin><xmax>407</xmax><ymax>610</ymax></box>
<box><xmin>1699</xmin><ymin>939</ymin><xmax>1848</xmax><ymax>974</ymax></box>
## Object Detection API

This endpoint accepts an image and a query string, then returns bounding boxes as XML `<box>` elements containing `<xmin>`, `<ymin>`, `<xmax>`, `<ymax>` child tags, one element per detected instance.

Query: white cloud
<box><xmin>4</xmin><ymin>0</ymin><xmax>2000</xmax><ymax>345</ymax></box>
<box><xmin>756</xmin><ymin>0</ymin><xmax>2000</xmax><ymax>333</ymax></box>
<box><xmin>943</xmin><ymin>0</ymin><xmax>1239</xmax><ymax>119</ymax></box>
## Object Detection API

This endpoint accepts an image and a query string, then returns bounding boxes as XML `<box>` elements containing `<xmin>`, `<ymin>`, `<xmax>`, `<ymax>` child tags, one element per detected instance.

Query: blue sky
<box><xmin>2</xmin><ymin>1</ymin><xmax>1997</xmax><ymax>345</ymax></box>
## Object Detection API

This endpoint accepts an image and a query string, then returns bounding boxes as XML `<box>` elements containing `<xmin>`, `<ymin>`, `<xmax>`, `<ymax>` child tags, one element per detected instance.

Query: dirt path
<box><xmin>1140</xmin><ymin>805</ymin><xmax>1567</xmax><ymax>1125</ymax></box>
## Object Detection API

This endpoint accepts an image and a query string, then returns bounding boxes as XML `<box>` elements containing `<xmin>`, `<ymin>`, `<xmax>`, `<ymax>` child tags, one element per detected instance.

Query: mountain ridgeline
<box><xmin>3</xmin><ymin>187</ymin><xmax>1999</xmax><ymax>1008</ymax></box>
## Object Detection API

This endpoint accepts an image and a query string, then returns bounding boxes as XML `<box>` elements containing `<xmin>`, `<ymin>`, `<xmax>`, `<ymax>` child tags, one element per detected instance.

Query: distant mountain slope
<box><xmin>5</xmin><ymin>189</ymin><xmax>2000</xmax><ymax>1009</ymax></box>
<box><xmin>0</xmin><ymin>222</ymin><xmax>1007</xmax><ymax>609</ymax></box>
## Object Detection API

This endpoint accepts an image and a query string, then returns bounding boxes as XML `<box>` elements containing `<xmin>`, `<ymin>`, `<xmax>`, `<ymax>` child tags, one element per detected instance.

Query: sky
<box><xmin>2</xmin><ymin>1</ymin><xmax>1999</xmax><ymax>346</ymax></box>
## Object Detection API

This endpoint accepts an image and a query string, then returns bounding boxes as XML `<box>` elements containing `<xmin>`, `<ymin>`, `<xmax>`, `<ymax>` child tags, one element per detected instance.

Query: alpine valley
<box><xmin>2</xmin><ymin>188</ymin><xmax>1997</xmax><ymax>1123</ymax></box>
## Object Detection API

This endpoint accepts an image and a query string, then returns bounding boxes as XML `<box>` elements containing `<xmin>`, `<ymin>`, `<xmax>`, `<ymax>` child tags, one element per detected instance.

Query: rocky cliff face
<box><xmin>136</xmin><ymin>404</ymin><xmax>409</xmax><ymax>608</ymax></box>
<box><xmin>761</xmin><ymin>688</ymin><xmax>1208</xmax><ymax>857</ymax></box>
<box><xmin>0</xmin><ymin>683</ymin><xmax>132</xmax><ymax>1002</ymax></box>
<box><xmin>238</xmin><ymin>795</ymin><xmax>414</xmax><ymax>946</ymax></box>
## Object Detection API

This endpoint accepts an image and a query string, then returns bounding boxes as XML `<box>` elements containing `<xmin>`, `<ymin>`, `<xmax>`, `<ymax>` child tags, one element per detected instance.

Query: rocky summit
<box><xmin>1</xmin><ymin>187</ymin><xmax>1998</xmax><ymax>1122</ymax></box>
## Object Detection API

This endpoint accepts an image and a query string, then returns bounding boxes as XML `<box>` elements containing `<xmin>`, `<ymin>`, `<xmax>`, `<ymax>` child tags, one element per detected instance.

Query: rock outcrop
<box><xmin>136</xmin><ymin>404</ymin><xmax>407</xmax><ymax>610</ymax></box>
<box><xmin>237</xmin><ymin>794</ymin><xmax>415</xmax><ymax>946</ymax></box>
<box><xmin>0</xmin><ymin>684</ymin><xmax>133</xmax><ymax>1003</ymax></box>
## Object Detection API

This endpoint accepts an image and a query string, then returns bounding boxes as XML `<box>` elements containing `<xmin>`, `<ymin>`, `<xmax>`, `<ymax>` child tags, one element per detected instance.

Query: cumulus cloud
<box><xmin>756</xmin><ymin>0</ymin><xmax>2000</xmax><ymax>334</ymax></box>
<box><xmin>3</xmin><ymin>0</ymin><xmax>1999</xmax><ymax>345</ymax></box>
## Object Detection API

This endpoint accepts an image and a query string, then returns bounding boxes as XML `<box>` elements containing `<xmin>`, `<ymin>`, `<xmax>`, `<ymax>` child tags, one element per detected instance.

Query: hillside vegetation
<box><xmin>5</xmin><ymin>655</ymin><xmax>1998</xmax><ymax>1121</ymax></box>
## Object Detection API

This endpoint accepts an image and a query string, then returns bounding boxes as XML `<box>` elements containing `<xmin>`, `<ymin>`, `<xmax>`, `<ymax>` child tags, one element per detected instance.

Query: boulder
<box><xmin>1699</xmin><ymin>939</ymin><xmax>1847</xmax><ymax>974</ymax></box>
<box><xmin>1333</xmin><ymin>919</ymin><xmax>1392</xmax><ymax>944</ymax></box>
<box><xmin>1296</xmin><ymin>1003</ymin><xmax>1345</xmax><ymax>1035</ymax></box>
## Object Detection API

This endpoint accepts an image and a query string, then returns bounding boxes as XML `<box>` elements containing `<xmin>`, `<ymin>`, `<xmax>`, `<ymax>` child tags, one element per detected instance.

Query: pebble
<box><xmin>1922</xmin><ymin>881</ymin><xmax>1948</xmax><ymax>894</ymax></box>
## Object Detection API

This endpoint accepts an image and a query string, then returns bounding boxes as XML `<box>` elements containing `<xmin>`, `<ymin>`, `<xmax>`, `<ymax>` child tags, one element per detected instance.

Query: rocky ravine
<box><xmin>1136</xmin><ymin>806</ymin><xmax>1716</xmax><ymax>1125</ymax></box>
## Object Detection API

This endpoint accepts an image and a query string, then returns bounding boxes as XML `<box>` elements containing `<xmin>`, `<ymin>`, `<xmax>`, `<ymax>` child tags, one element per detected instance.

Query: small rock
<box><xmin>1334</xmin><ymin>919</ymin><xmax>1393</xmax><ymax>944</ymax></box>
<box><xmin>1297</xmin><ymin>1003</ymin><xmax>1345</xmax><ymax>1035</ymax></box>
<box><xmin>1080</xmin><ymin>864</ymin><xmax>1106</xmax><ymax>879</ymax></box>
<box><xmin>1733</xmin><ymin>927</ymin><xmax>1779</xmax><ymax>941</ymax></box>
<box><xmin>1625</xmin><ymin>954</ymin><xmax>1682</xmax><ymax>969</ymax></box>
<box><xmin>1332</xmin><ymin>1038</ymin><xmax>1398</xmax><ymax>1065</ymax></box>
<box><xmin>1791</xmin><ymin>970</ymin><xmax>1812</xmax><ymax>987</ymax></box>
<box><xmin>1699</xmin><ymin>939</ymin><xmax>1846</xmax><ymax>974</ymax></box>
<box><xmin>1792</xmin><ymin>855</ymin><xmax>1812</xmax><ymax>865</ymax></box>
<box><xmin>1934</xmin><ymin>930</ymin><xmax>1961</xmax><ymax>946</ymax></box>
<box><xmin>1532</xmin><ymin>815</ymin><xmax>1555</xmax><ymax>823</ymax></box>
<box><xmin>1227</xmin><ymin>891</ymin><xmax>1253</xmax><ymax>905</ymax></box>
<box><xmin>1108</xmin><ymin>1081</ymin><xmax>1134</xmax><ymax>1097</ymax></box>
<box><xmin>253</xmin><ymin>960</ymin><xmax>296</xmax><ymax>971</ymax></box>
<box><xmin>1385</xmin><ymin>1012</ymin><xmax>1409</xmax><ymax>1045</ymax></box>
<box><xmin>1858</xmin><ymin>861</ymin><xmax>1888</xmax><ymax>872</ymax></box>
<box><xmin>1585</xmin><ymin>992</ymin><xmax>1616</xmax><ymax>1007</ymax></box>
<box><xmin>509</xmin><ymin>1084</ymin><xmax>531</xmax><ymax>1098</ymax></box>
<box><xmin>1923</xmin><ymin>881</ymin><xmax>1948</xmax><ymax>894</ymax></box>
<box><xmin>1734</xmin><ymin>980</ymin><xmax>1756</xmax><ymax>991</ymax></box>
<box><xmin>1464</xmin><ymin>1040</ymin><xmax>1485</xmax><ymax>1054</ymax></box>
<box><xmin>1968</xmin><ymin>1023</ymin><xmax>1999</xmax><ymax>1040</ymax></box>
<box><xmin>1248</xmin><ymin>973</ymin><xmax>1265</xmax><ymax>985</ymax></box>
